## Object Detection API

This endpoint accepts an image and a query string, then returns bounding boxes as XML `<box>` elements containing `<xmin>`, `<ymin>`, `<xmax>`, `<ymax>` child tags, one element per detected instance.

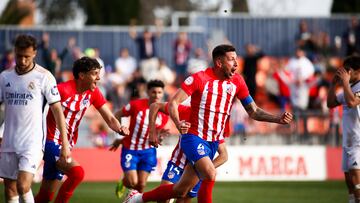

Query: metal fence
<box><xmin>0</xmin><ymin>14</ymin><xmax>357</xmax><ymax>70</ymax></box>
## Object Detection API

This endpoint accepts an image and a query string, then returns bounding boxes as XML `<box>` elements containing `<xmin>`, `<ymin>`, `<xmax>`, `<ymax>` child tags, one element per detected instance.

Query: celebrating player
<box><xmin>35</xmin><ymin>56</ymin><xmax>129</xmax><ymax>203</ymax></box>
<box><xmin>148</xmin><ymin>100</ymin><xmax>228</xmax><ymax>203</ymax></box>
<box><xmin>124</xmin><ymin>44</ymin><xmax>292</xmax><ymax>203</ymax></box>
<box><xmin>0</xmin><ymin>34</ymin><xmax>69</xmax><ymax>203</ymax></box>
<box><xmin>110</xmin><ymin>80</ymin><xmax>169</xmax><ymax>198</ymax></box>
<box><xmin>327</xmin><ymin>55</ymin><xmax>360</xmax><ymax>203</ymax></box>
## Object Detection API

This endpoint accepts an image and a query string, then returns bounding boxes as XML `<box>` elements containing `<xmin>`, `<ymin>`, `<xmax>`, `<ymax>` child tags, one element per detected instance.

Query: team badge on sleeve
<box><xmin>184</xmin><ymin>76</ymin><xmax>194</xmax><ymax>85</ymax></box>
<box><xmin>125</xmin><ymin>103</ymin><xmax>131</xmax><ymax>111</ymax></box>
<box><xmin>51</xmin><ymin>86</ymin><xmax>59</xmax><ymax>96</ymax></box>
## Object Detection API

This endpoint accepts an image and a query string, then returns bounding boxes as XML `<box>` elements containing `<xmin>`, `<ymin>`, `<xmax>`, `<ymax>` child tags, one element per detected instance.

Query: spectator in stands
<box><xmin>273</xmin><ymin>58</ymin><xmax>291</xmax><ymax>111</ymax></box>
<box><xmin>295</xmin><ymin>20</ymin><xmax>317</xmax><ymax>61</ymax></box>
<box><xmin>60</xmin><ymin>36</ymin><xmax>82</xmax><ymax>72</ymax></box>
<box><xmin>287</xmin><ymin>47</ymin><xmax>315</xmax><ymax>111</ymax></box>
<box><xmin>38</xmin><ymin>32</ymin><xmax>55</xmax><ymax>75</ymax></box>
<box><xmin>173</xmin><ymin>31</ymin><xmax>192</xmax><ymax>85</ymax></box>
<box><xmin>126</xmin><ymin>68</ymin><xmax>147</xmax><ymax>100</ymax></box>
<box><xmin>0</xmin><ymin>49</ymin><xmax>15</xmax><ymax>72</ymax></box>
<box><xmin>342</xmin><ymin>16</ymin><xmax>360</xmax><ymax>56</ymax></box>
<box><xmin>129</xmin><ymin>19</ymin><xmax>163</xmax><ymax>81</ymax></box>
<box><xmin>114</xmin><ymin>48</ymin><xmax>137</xmax><ymax>84</ymax></box>
<box><xmin>243</xmin><ymin>43</ymin><xmax>265</xmax><ymax>98</ymax></box>
<box><xmin>187</xmin><ymin>47</ymin><xmax>208</xmax><ymax>75</ymax></box>
<box><xmin>147</xmin><ymin>58</ymin><xmax>176</xmax><ymax>85</ymax></box>
<box><xmin>49</xmin><ymin>49</ymin><xmax>62</xmax><ymax>82</ymax></box>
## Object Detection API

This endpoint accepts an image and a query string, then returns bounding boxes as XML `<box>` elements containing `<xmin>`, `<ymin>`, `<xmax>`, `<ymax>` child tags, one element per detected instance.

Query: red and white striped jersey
<box><xmin>181</xmin><ymin>68</ymin><xmax>249</xmax><ymax>142</ymax></box>
<box><xmin>122</xmin><ymin>98</ymin><xmax>169</xmax><ymax>150</ymax></box>
<box><xmin>166</xmin><ymin>104</ymin><xmax>229</xmax><ymax>169</ymax></box>
<box><xmin>46</xmin><ymin>80</ymin><xmax>106</xmax><ymax>148</ymax></box>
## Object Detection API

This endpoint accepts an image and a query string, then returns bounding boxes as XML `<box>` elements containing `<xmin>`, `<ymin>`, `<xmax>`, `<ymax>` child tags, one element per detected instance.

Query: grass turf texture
<box><xmin>0</xmin><ymin>181</ymin><xmax>346</xmax><ymax>202</ymax></box>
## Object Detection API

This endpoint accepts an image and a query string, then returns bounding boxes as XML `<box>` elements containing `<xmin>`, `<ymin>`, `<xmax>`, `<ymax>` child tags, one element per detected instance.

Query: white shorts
<box><xmin>342</xmin><ymin>146</ymin><xmax>360</xmax><ymax>172</ymax></box>
<box><xmin>0</xmin><ymin>150</ymin><xmax>43</xmax><ymax>180</ymax></box>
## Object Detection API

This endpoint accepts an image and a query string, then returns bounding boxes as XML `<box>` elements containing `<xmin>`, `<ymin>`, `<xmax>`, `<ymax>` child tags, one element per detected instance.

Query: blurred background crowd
<box><xmin>0</xmin><ymin>0</ymin><xmax>359</xmax><ymax>148</ymax></box>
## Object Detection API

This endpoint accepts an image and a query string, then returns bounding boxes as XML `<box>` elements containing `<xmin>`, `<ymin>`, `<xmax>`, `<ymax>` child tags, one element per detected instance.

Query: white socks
<box><xmin>20</xmin><ymin>189</ymin><xmax>34</xmax><ymax>203</ymax></box>
<box><xmin>8</xmin><ymin>195</ymin><xmax>19</xmax><ymax>203</ymax></box>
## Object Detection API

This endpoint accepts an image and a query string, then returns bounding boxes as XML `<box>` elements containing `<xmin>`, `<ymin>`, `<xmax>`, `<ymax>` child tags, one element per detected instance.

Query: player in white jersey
<box><xmin>327</xmin><ymin>55</ymin><xmax>360</xmax><ymax>203</ymax></box>
<box><xmin>0</xmin><ymin>34</ymin><xmax>69</xmax><ymax>203</ymax></box>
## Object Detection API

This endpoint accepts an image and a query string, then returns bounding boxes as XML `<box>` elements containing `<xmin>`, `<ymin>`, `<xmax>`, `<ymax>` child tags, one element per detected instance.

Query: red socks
<box><xmin>198</xmin><ymin>180</ymin><xmax>215</xmax><ymax>203</ymax></box>
<box><xmin>142</xmin><ymin>184</ymin><xmax>175</xmax><ymax>202</ymax></box>
<box><xmin>35</xmin><ymin>187</ymin><xmax>55</xmax><ymax>203</ymax></box>
<box><xmin>54</xmin><ymin>166</ymin><xmax>85</xmax><ymax>203</ymax></box>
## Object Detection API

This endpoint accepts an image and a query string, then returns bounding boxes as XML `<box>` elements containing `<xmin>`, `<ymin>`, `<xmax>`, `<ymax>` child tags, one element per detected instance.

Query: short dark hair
<box><xmin>212</xmin><ymin>44</ymin><xmax>236</xmax><ymax>61</ymax></box>
<box><xmin>14</xmin><ymin>34</ymin><xmax>37</xmax><ymax>50</ymax></box>
<box><xmin>343</xmin><ymin>55</ymin><xmax>360</xmax><ymax>71</ymax></box>
<box><xmin>147</xmin><ymin>79</ymin><xmax>165</xmax><ymax>90</ymax></box>
<box><xmin>72</xmin><ymin>56</ymin><xmax>101</xmax><ymax>79</ymax></box>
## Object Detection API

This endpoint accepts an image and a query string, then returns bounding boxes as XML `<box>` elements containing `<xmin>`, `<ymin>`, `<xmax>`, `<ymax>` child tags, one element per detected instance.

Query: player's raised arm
<box><xmin>243</xmin><ymin>101</ymin><xmax>293</xmax><ymax>124</ymax></box>
<box><xmin>169</xmin><ymin>89</ymin><xmax>190</xmax><ymax>134</ymax></box>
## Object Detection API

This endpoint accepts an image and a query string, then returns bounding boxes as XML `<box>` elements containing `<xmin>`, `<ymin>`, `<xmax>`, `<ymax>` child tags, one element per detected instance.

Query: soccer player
<box><xmin>148</xmin><ymin>100</ymin><xmax>229</xmax><ymax>203</ymax></box>
<box><xmin>124</xmin><ymin>44</ymin><xmax>293</xmax><ymax>203</ymax></box>
<box><xmin>327</xmin><ymin>55</ymin><xmax>360</xmax><ymax>203</ymax></box>
<box><xmin>0</xmin><ymin>34</ymin><xmax>69</xmax><ymax>203</ymax></box>
<box><xmin>110</xmin><ymin>80</ymin><xmax>169</xmax><ymax>198</ymax></box>
<box><xmin>34</xmin><ymin>56</ymin><xmax>129</xmax><ymax>203</ymax></box>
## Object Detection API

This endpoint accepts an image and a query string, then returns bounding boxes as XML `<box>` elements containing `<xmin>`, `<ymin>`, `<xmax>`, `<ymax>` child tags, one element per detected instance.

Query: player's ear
<box><xmin>78</xmin><ymin>72</ymin><xmax>85</xmax><ymax>79</ymax></box>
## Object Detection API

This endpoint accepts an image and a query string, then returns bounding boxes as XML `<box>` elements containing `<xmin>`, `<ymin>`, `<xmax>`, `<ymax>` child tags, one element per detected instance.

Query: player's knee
<box><xmin>125</xmin><ymin>179</ymin><xmax>138</xmax><ymax>189</ymax></box>
<box><xmin>68</xmin><ymin>166</ymin><xmax>85</xmax><ymax>182</ymax></box>
<box><xmin>16</xmin><ymin>182</ymin><xmax>31</xmax><ymax>195</ymax></box>
<box><xmin>202</xmin><ymin>168</ymin><xmax>216</xmax><ymax>181</ymax></box>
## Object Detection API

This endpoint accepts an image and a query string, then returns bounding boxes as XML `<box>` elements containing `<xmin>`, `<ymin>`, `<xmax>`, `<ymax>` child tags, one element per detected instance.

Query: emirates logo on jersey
<box><xmin>28</xmin><ymin>82</ymin><xmax>35</xmax><ymax>90</ymax></box>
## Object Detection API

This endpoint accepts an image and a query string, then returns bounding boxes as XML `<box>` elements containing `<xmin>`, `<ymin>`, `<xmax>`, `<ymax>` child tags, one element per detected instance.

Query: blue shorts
<box><xmin>121</xmin><ymin>147</ymin><xmax>157</xmax><ymax>173</ymax></box>
<box><xmin>162</xmin><ymin>162</ymin><xmax>183</xmax><ymax>183</ymax></box>
<box><xmin>42</xmin><ymin>141</ymin><xmax>64</xmax><ymax>180</ymax></box>
<box><xmin>162</xmin><ymin>161</ymin><xmax>201</xmax><ymax>198</ymax></box>
<box><xmin>180</xmin><ymin>134</ymin><xmax>219</xmax><ymax>165</ymax></box>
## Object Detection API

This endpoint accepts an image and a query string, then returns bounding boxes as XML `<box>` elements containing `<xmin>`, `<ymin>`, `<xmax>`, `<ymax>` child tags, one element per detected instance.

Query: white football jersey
<box><xmin>337</xmin><ymin>81</ymin><xmax>360</xmax><ymax>148</ymax></box>
<box><xmin>0</xmin><ymin>64</ymin><xmax>60</xmax><ymax>153</ymax></box>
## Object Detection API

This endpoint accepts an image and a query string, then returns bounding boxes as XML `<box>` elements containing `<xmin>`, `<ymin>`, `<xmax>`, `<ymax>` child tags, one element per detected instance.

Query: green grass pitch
<box><xmin>0</xmin><ymin>181</ymin><xmax>346</xmax><ymax>202</ymax></box>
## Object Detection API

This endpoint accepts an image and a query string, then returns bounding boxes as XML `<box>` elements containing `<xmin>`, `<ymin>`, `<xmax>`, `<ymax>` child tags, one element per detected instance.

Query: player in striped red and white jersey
<box><xmin>148</xmin><ymin>100</ymin><xmax>228</xmax><ymax>203</ymax></box>
<box><xmin>123</xmin><ymin>44</ymin><xmax>292</xmax><ymax>203</ymax></box>
<box><xmin>35</xmin><ymin>57</ymin><xmax>129</xmax><ymax>203</ymax></box>
<box><xmin>110</xmin><ymin>80</ymin><xmax>169</xmax><ymax>197</ymax></box>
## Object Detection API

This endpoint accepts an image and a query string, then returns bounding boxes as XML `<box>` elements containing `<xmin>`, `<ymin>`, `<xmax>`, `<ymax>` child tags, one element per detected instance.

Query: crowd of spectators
<box><xmin>1</xmin><ymin>17</ymin><xmax>359</xmax><ymax>147</ymax></box>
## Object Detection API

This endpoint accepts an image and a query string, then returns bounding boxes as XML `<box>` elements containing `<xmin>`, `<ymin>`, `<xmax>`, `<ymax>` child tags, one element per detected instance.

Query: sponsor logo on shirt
<box><xmin>5</xmin><ymin>82</ymin><xmax>10</xmax><ymax>87</ymax></box>
<box><xmin>5</xmin><ymin>92</ymin><xmax>33</xmax><ymax>105</ymax></box>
